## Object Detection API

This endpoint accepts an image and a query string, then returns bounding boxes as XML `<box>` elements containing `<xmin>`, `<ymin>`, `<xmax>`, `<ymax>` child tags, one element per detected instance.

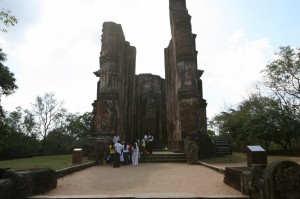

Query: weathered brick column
<box><xmin>164</xmin><ymin>0</ymin><xmax>209</xmax><ymax>153</ymax></box>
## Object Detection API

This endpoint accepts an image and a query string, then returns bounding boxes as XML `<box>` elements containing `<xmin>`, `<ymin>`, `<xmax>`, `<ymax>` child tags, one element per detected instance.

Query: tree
<box><xmin>44</xmin><ymin>112</ymin><xmax>92</xmax><ymax>155</ymax></box>
<box><xmin>66</xmin><ymin>112</ymin><xmax>92</xmax><ymax>139</ymax></box>
<box><xmin>209</xmin><ymin>46</ymin><xmax>300</xmax><ymax>151</ymax></box>
<box><xmin>0</xmin><ymin>49</ymin><xmax>18</xmax><ymax>95</ymax></box>
<box><xmin>0</xmin><ymin>116</ymin><xmax>10</xmax><ymax>154</ymax></box>
<box><xmin>0</xmin><ymin>107</ymin><xmax>39</xmax><ymax>159</ymax></box>
<box><xmin>0</xmin><ymin>8</ymin><xmax>18</xmax><ymax>33</ymax></box>
<box><xmin>31</xmin><ymin>93</ymin><xmax>66</xmax><ymax>155</ymax></box>
<box><xmin>0</xmin><ymin>49</ymin><xmax>18</xmax><ymax>117</ymax></box>
<box><xmin>46</xmin><ymin>129</ymin><xmax>73</xmax><ymax>155</ymax></box>
<box><xmin>261</xmin><ymin>46</ymin><xmax>300</xmax><ymax>149</ymax></box>
<box><xmin>0</xmin><ymin>6</ymin><xmax>18</xmax><ymax>115</ymax></box>
<box><xmin>262</xmin><ymin>46</ymin><xmax>300</xmax><ymax>119</ymax></box>
<box><xmin>209</xmin><ymin>93</ymin><xmax>300</xmax><ymax>151</ymax></box>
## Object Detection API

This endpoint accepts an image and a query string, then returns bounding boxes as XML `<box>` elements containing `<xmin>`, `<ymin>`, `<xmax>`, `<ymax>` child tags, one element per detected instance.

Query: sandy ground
<box><xmin>43</xmin><ymin>163</ymin><xmax>246</xmax><ymax>197</ymax></box>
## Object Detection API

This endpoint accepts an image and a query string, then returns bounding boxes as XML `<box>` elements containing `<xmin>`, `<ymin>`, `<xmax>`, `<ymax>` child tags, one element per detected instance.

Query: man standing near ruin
<box><xmin>113</xmin><ymin>134</ymin><xmax>120</xmax><ymax>144</ymax></box>
<box><xmin>147</xmin><ymin>133</ymin><xmax>154</xmax><ymax>154</ymax></box>
<box><xmin>144</xmin><ymin>133</ymin><xmax>149</xmax><ymax>153</ymax></box>
<box><xmin>113</xmin><ymin>141</ymin><xmax>123</xmax><ymax>168</ymax></box>
<box><xmin>144</xmin><ymin>133</ymin><xmax>148</xmax><ymax>142</ymax></box>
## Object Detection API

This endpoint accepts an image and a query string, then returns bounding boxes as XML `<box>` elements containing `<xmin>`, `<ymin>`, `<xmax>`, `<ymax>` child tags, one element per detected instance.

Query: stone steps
<box><xmin>139</xmin><ymin>151</ymin><xmax>187</xmax><ymax>163</ymax></box>
<box><xmin>30</xmin><ymin>194</ymin><xmax>249</xmax><ymax>199</ymax></box>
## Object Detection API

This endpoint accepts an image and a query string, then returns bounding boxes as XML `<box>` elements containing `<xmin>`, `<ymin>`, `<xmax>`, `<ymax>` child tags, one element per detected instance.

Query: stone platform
<box><xmin>30</xmin><ymin>160</ymin><xmax>248</xmax><ymax>199</ymax></box>
<box><xmin>31</xmin><ymin>193</ymin><xmax>248</xmax><ymax>199</ymax></box>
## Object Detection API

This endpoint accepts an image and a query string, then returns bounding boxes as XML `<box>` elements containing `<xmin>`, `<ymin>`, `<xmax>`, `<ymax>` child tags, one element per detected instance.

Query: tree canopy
<box><xmin>209</xmin><ymin>46</ymin><xmax>300</xmax><ymax>151</ymax></box>
<box><xmin>0</xmin><ymin>8</ymin><xmax>18</xmax><ymax>33</ymax></box>
<box><xmin>262</xmin><ymin>46</ymin><xmax>300</xmax><ymax>119</ymax></box>
<box><xmin>0</xmin><ymin>49</ymin><xmax>18</xmax><ymax>96</ymax></box>
<box><xmin>0</xmin><ymin>6</ymin><xmax>18</xmax><ymax>117</ymax></box>
<box><xmin>0</xmin><ymin>92</ymin><xmax>92</xmax><ymax>158</ymax></box>
<box><xmin>31</xmin><ymin>93</ymin><xmax>66</xmax><ymax>155</ymax></box>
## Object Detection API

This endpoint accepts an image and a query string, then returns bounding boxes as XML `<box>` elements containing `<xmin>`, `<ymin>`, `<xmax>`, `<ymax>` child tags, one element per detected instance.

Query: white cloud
<box><xmin>2</xmin><ymin>0</ymin><xmax>100</xmax><ymax>113</ymax></box>
<box><xmin>1</xmin><ymin>0</ymin><xmax>277</xmax><ymax>121</ymax></box>
<box><xmin>203</xmin><ymin>29</ymin><xmax>274</xmax><ymax>118</ymax></box>
<box><xmin>229</xmin><ymin>27</ymin><xmax>245</xmax><ymax>45</ymax></box>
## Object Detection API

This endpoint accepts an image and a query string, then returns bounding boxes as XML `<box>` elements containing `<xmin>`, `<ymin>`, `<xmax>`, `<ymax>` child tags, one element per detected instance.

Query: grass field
<box><xmin>0</xmin><ymin>154</ymin><xmax>93</xmax><ymax>171</ymax></box>
<box><xmin>201</xmin><ymin>152</ymin><xmax>246</xmax><ymax>164</ymax></box>
<box><xmin>202</xmin><ymin>152</ymin><xmax>300</xmax><ymax>165</ymax></box>
<box><xmin>1</xmin><ymin>152</ymin><xmax>300</xmax><ymax>171</ymax></box>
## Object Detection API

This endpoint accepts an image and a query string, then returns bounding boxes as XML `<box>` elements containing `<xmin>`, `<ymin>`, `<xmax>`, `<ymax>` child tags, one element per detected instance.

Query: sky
<box><xmin>1</xmin><ymin>0</ymin><xmax>300</xmax><ymax>120</ymax></box>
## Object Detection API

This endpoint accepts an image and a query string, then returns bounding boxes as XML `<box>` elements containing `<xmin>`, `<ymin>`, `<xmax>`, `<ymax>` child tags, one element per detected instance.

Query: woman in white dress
<box><xmin>132</xmin><ymin>142</ymin><xmax>139</xmax><ymax>166</ymax></box>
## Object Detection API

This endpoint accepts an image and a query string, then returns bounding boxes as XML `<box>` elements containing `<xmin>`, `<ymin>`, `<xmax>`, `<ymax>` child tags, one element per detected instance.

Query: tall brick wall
<box><xmin>135</xmin><ymin>74</ymin><xmax>167</xmax><ymax>146</ymax></box>
<box><xmin>92</xmin><ymin>22</ymin><xmax>167</xmax><ymax>145</ymax></box>
<box><xmin>165</xmin><ymin>0</ymin><xmax>207</xmax><ymax>151</ymax></box>
<box><xmin>90</xmin><ymin>0</ymin><xmax>208</xmax><ymax>152</ymax></box>
<box><xmin>92</xmin><ymin>22</ymin><xmax>136</xmax><ymax>141</ymax></box>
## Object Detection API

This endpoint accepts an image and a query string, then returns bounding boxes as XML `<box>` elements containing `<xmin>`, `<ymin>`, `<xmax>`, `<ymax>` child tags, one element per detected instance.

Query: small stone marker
<box><xmin>72</xmin><ymin>148</ymin><xmax>83</xmax><ymax>164</ymax></box>
<box><xmin>246</xmin><ymin>145</ymin><xmax>267</xmax><ymax>167</ymax></box>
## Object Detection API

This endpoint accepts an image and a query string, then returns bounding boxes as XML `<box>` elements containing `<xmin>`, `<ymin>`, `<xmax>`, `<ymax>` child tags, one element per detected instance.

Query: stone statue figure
<box><xmin>263</xmin><ymin>160</ymin><xmax>300</xmax><ymax>199</ymax></box>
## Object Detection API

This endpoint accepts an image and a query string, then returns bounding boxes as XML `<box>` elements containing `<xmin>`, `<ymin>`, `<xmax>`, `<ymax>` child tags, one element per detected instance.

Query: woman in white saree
<box><xmin>132</xmin><ymin>142</ymin><xmax>139</xmax><ymax>166</ymax></box>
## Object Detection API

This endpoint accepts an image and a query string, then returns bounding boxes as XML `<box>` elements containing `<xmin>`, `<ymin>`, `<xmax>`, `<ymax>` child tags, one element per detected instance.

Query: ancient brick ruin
<box><xmin>92</xmin><ymin>22</ymin><xmax>136</xmax><ymax>142</ymax></box>
<box><xmin>165</xmin><ymin>0</ymin><xmax>207</xmax><ymax>151</ymax></box>
<box><xmin>89</xmin><ymin>0</ymin><xmax>209</xmax><ymax>153</ymax></box>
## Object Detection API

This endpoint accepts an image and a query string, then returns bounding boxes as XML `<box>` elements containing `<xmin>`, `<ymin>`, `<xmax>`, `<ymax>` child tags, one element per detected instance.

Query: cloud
<box><xmin>1</xmin><ymin>0</ymin><xmax>169</xmax><ymax>113</ymax></box>
<box><xmin>1</xmin><ymin>0</ymin><xmax>278</xmax><ymax>121</ymax></box>
<box><xmin>203</xmin><ymin>28</ymin><xmax>275</xmax><ymax>118</ymax></box>
<box><xmin>229</xmin><ymin>27</ymin><xmax>245</xmax><ymax>45</ymax></box>
<box><xmin>1</xmin><ymin>0</ymin><xmax>99</xmax><ymax>113</ymax></box>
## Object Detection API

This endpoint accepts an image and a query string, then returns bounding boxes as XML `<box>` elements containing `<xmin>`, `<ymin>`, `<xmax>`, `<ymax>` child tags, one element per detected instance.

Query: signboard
<box><xmin>247</xmin><ymin>145</ymin><xmax>265</xmax><ymax>152</ymax></box>
<box><xmin>246</xmin><ymin>145</ymin><xmax>267</xmax><ymax>166</ymax></box>
<box><xmin>215</xmin><ymin>139</ymin><xmax>232</xmax><ymax>156</ymax></box>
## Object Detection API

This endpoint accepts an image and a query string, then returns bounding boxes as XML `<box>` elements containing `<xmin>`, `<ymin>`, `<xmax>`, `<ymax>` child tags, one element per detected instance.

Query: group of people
<box><xmin>107</xmin><ymin>134</ymin><xmax>140</xmax><ymax>167</ymax></box>
<box><xmin>141</xmin><ymin>133</ymin><xmax>154</xmax><ymax>155</ymax></box>
<box><xmin>107</xmin><ymin>133</ymin><xmax>154</xmax><ymax>168</ymax></box>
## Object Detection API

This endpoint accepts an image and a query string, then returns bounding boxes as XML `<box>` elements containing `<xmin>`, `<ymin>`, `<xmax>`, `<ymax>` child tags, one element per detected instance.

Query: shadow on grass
<box><xmin>0</xmin><ymin>154</ymin><xmax>93</xmax><ymax>171</ymax></box>
<box><xmin>201</xmin><ymin>152</ymin><xmax>247</xmax><ymax>164</ymax></box>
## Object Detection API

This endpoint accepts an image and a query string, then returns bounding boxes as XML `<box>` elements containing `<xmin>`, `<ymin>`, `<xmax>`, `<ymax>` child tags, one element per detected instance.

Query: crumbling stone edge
<box><xmin>56</xmin><ymin>161</ymin><xmax>96</xmax><ymax>179</ymax></box>
<box><xmin>197</xmin><ymin>161</ymin><xmax>225</xmax><ymax>174</ymax></box>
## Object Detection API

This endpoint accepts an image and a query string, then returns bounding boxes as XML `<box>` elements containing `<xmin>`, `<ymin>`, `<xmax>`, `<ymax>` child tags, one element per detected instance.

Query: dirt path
<box><xmin>42</xmin><ymin>163</ymin><xmax>246</xmax><ymax>197</ymax></box>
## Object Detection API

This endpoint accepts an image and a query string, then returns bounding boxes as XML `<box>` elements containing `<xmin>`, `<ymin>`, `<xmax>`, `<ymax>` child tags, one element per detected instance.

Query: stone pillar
<box><xmin>165</xmin><ymin>0</ymin><xmax>209</xmax><ymax>152</ymax></box>
<box><xmin>92</xmin><ymin>22</ymin><xmax>136</xmax><ymax>141</ymax></box>
<box><xmin>86</xmin><ymin>22</ymin><xmax>136</xmax><ymax>159</ymax></box>
<box><xmin>186</xmin><ymin>141</ymin><xmax>198</xmax><ymax>164</ymax></box>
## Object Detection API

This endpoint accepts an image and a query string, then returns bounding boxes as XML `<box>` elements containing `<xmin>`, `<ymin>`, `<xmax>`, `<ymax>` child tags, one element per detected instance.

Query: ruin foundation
<box><xmin>86</xmin><ymin>0</ymin><xmax>212</xmax><ymax>157</ymax></box>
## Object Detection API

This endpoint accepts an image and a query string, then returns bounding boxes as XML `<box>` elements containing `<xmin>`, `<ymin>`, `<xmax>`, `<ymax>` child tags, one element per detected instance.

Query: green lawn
<box><xmin>0</xmin><ymin>154</ymin><xmax>93</xmax><ymax>171</ymax></box>
<box><xmin>2</xmin><ymin>152</ymin><xmax>299</xmax><ymax>171</ymax></box>
<box><xmin>201</xmin><ymin>152</ymin><xmax>300</xmax><ymax>165</ymax></box>
<box><xmin>201</xmin><ymin>152</ymin><xmax>247</xmax><ymax>164</ymax></box>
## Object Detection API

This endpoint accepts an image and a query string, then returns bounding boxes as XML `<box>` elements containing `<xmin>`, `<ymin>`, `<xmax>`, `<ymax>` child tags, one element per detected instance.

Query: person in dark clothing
<box><xmin>122</xmin><ymin>141</ymin><xmax>129</xmax><ymax>165</ymax></box>
<box><xmin>147</xmin><ymin>133</ymin><xmax>154</xmax><ymax>154</ymax></box>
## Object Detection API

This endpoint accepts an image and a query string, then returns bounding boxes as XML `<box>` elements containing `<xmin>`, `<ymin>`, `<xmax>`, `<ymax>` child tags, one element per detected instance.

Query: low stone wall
<box><xmin>0</xmin><ymin>161</ymin><xmax>96</xmax><ymax>198</ymax></box>
<box><xmin>223</xmin><ymin>160</ymin><xmax>300</xmax><ymax>198</ymax></box>
<box><xmin>0</xmin><ymin>168</ymin><xmax>57</xmax><ymax>199</ymax></box>
<box><xmin>198</xmin><ymin>161</ymin><xmax>225</xmax><ymax>174</ymax></box>
<box><xmin>56</xmin><ymin>161</ymin><xmax>96</xmax><ymax>178</ymax></box>
<box><xmin>223</xmin><ymin>167</ymin><xmax>250</xmax><ymax>192</ymax></box>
